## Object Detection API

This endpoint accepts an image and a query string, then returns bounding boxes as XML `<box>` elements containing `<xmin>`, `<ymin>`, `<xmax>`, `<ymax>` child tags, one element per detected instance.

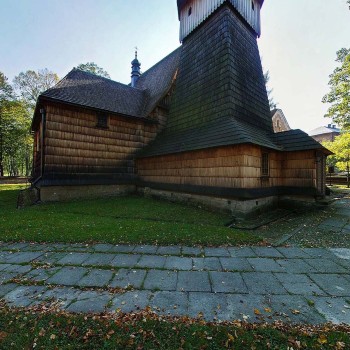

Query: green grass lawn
<box><xmin>0</xmin><ymin>305</ymin><xmax>348</xmax><ymax>350</ymax></box>
<box><xmin>0</xmin><ymin>184</ymin><xmax>262</xmax><ymax>246</ymax></box>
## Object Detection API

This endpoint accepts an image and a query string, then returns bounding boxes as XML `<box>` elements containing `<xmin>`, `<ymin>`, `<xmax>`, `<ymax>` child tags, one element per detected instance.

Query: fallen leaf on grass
<box><xmin>0</xmin><ymin>331</ymin><xmax>8</xmax><ymax>341</ymax></box>
<box><xmin>317</xmin><ymin>334</ymin><xmax>327</xmax><ymax>344</ymax></box>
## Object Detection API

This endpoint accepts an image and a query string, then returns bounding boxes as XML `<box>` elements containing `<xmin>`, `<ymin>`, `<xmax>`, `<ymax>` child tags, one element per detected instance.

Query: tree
<box><xmin>13</xmin><ymin>69</ymin><xmax>59</xmax><ymax>108</ymax></box>
<box><xmin>76</xmin><ymin>62</ymin><xmax>110</xmax><ymax>79</ymax></box>
<box><xmin>323</xmin><ymin>132</ymin><xmax>350</xmax><ymax>187</ymax></box>
<box><xmin>322</xmin><ymin>48</ymin><xmax>350</xmax><ymax>129</ymax></box>
<box><xmin>264</xmin><ymin>70</ymin><xmax>277</xmax><ymax>110</ymax></box>
<box><xmin>0</xmin><ymin>100</ymin><xmax>32</xmax><ymax>176</ymax></box>
<box><xmin>0</xmin><ymin>72</ymin><xmax>15</xmax><ymax>176</ymax></box>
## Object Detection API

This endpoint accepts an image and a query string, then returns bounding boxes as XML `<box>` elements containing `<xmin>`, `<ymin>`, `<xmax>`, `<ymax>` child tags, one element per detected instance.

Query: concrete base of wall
<box><xmin>37</xmin><ymin>184</ymin><xmax>319</xmax><ymax>217</ymax></box>
<box><xmin>138</xmin><ymin>187</ymin><xmax>278</xmax><ymax>217</ymax></box>
<box><xmin>39</xmin><ymin>185</ymin><xmax>136</xmax><ymax>202</ymax></box>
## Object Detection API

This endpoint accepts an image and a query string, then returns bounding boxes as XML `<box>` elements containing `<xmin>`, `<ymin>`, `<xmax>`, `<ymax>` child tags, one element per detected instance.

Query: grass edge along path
<box><xmin>0</xmin><ymin>303</ymin><xmax>349</xmax><ymax>350</ymax></box>
<box><xmin>0</xmin><ymin>184</ymin><xmax>262</xmax><ymax>246</ymax></box>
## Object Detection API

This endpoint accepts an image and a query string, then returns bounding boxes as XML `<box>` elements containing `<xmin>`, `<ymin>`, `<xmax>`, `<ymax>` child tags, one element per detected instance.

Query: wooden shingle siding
<box><xmin>43</xmin><ymin>103</ymin><xmax>159</xmax><ymax>180</ymax></box>
<box><xmin>137</xmin><ymin>145</ymin><xmax>317</xmax><ymax>191</ymax></box>
<box><xmin>179</xmin><ymin>0</ymin><xmax>261</xmax><ymax>41</ymax></box>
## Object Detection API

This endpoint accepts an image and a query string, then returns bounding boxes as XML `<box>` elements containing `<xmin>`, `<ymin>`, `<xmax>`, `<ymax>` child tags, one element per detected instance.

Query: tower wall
<box><xmin>167</xmin><ymin>4</ymin><xmax>272</xmax><ymax>134</ymax></box>
<box><xmin>179</xmin><ymin>0</ymin><xmax>261</xmax><ymax>41</ymax></box>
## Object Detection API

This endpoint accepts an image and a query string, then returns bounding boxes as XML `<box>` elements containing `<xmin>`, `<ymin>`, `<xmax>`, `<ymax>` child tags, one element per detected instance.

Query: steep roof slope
<box><xmin>40</xmin><ymin>69</ymin><xmax>146</xmax><ymax>117</ymax></box>
<box><xmin>135</xmin><ymin>47</ymin><xmax>182</xmax><ymax>116</ymax></box>
<box><xmin>309</xmin><ymin>125</ymin><xmax>341</xmax><ymax>136</ymax></box>
<box><xmin>32</xmin><ymin>47</ymin><xmax>181</xmax><ymax>129</ymax></box>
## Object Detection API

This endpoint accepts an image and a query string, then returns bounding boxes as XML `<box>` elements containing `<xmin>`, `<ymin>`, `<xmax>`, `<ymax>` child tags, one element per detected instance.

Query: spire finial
<box><xmin>131</xmin><ymin>47</ymin><xmax>141</xmax><ymax>87</ymax></box>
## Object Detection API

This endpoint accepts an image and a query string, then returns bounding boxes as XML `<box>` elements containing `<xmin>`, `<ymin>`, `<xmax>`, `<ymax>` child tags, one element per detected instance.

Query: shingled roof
<box><xmin>40</xmin><ymin>69</ymin><xmax>146</xmax><ymax>117</ymax></box>
<box><xmin>134</xmin><ymin>47</ymin><xmax>181</xmax><ymax>116</ymax></box>
<box><xmin>33</xmin><ymin>47</ymin><xmax>181</xmax><ymax>129</ymax></box>
<box><xmin>272</xmin><ymin>129</ymin><xmax>332</xmax><ymax>154</ymax></box>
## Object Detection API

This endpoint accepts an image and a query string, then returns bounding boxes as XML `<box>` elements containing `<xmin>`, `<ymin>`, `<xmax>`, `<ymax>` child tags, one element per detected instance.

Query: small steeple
<box><xmin>131</xmin><ymin>48</ymin><xmax>141</xmax><ymax>87</ymax></box>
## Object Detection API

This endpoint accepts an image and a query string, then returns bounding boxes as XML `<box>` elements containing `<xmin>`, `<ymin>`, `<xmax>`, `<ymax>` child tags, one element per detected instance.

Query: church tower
<box><xmin>158</xmin><ymin>0</ymin><xmax>272</xmax><ymax>150</ymax></box>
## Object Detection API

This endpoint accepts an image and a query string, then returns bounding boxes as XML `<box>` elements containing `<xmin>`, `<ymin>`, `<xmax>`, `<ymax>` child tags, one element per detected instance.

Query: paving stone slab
<box><xmin>192</xmin><ymin>257</ymin><xmax>222</xmax><ymax>271</ymax></box>
<box><xmin>0</xmin><ymin>264</ymin><xmax>11</xmax><ymax>271</ymax></box>
<box><xmin>267</xmin><ymin>295</ymin><xmax>326</xmax><ymax>324</ymax></box>
<box><xmin>177</xmin><ymin>271</ymin><xmax>211</xmax><ymax>292</ymax></box>
<box><xmin>251</xmin><ymin>247</ymin><xmax>283</xmax><ymax>258</ymax></box>
<box><xmin>2</xmin><ymin>264</ymin><xmax>32</xmax><ymax>274</ymax></box>
<box><xmin>0</xmin><ymin>283</ymin><xmax>18</xmax><ymax>297</ymax></box>
<box><xmin>137</xmin><ymin>255</ymin><xmax>166</xmax><ymax>269</ymax></box>
<box><xmin>25</xmin><ymin>243</ymin><xmax>50</xmax><ymax>252</ymax></box>
<box><xmin>156</xmin><ymin>246</ymin><xmax>181</xmax><ymax>256</ymax></box>
<box><xmin>248</xmin><ymin>258</ymin><xmax>284</xmax><ymax>272</ymax></box>
<box><xmin>49</xmin><ymin>243</ymin><xmax>72</xmax><ymax>251</ymax></box>
<box><xmin>4</xmin><ymin>285</ymin><xmax>46</xmax><ymax>307</ymax></box>
<box><xmin>0</xmin><ymin>272</ymin><xmax>18</xmax><ymax>284</ymax></box>
<box><xmin>34</xmin><ymin>252</ymin><xmax>68</xmax><ymax>264</ymax></box>
<box><xmin>151</xmin><ymin>291</ymin><xmax>188</xmax><ymax>316</ymax></box>
<box><xmin>204</xmin><ymin>247</ymin><xmax>230</xmax><ymax>257</ymax></box>
<box><xmin>277</xmin><ymin>247</ymin><xmax>312</xmax><ymax>259</ymax></box>
<box><xmin>82</xmin><ymin>253</ymin><xmax>116</xmax><ymax>266</ymax></box>
<box><xmin>5</xmin><ymin>243</ymin><xmax>30</xmax><ymax>250</ymax></box>
<box><xmin>302</xmin><ymin>248</ymin><xmax>339</xmax><ymax>260</ymax></box>
<box><xmin>77</xmin><ymin>269</ymin><xmax>114</xmax><ymax>287</ymax></box>
<box><xmin>210</xmin><ymin>271</ymin><xmax>248</xmax><ymax>294</ymax></box>
<box><xmin>277</xmin><ymin>259</ymin><xmax>317</xmax><ymax>274</ymax></box>
<box><xmin>6</xmin><ymin>251</ymin><xmax>43</xmax><ymax>264</ymax></box>
<box><xmin>143</xmin><ymin>270</ymin><xmax>177</xmax><ymax>291</ymax></box>
<box><xmin>109</xmin><ymin>269</ymin><xmax>146</xmax><ymax>289</ymax></box>
<box><xmin>242</xmin><ymin>272</ymin><xmax>288</xmax><ymax>295</ymax></box>
<box><xmin>164</xmin><ymin>256</ymin><xmax>192</xmax><ymax>270</ymax></box>
<box><xmin>67</xmin><ymin>292</ymin><xmax>111</xmax><ymax>313</ymax></box>
<box><xmin>226</xmin><ymin>294</ymin><xmax>271</xmax><ymax>322</ymax></box>
<box><xmin>219</xmin><ymin>257</ymin><xmax>253</xmax><ymax>272</ymax></box>
<box><xmin>309</xmin><ymin>274</ymin><xmax>350</xmax><ymax>296</ymax></box>
<box><xmin>46</xmin><ymin>267</ymin><xmax>88</xmax><ymax>286</ymax></box>
<box><xmin>56</xmin><ymin>252</ymin><xmax>91</xmax><ymax>265</ymax></box>
<box><xmin>108</xmin><ymin>291</ymin><xmax>152</xmax><ymax>313</ymax></box>
<box><xmin>110</xmin><ymin>254</ymin><xmax>140</xmax><ymax>268</ymax></box>
<box><xmin>181</xmin><ymin>246</ymin><xmax>202</xmax><ymax>256</ymax></box>
<box><xmin>274</xmin><ymin>273</ymin><xmax>327</xmax><ymax>296</ymax></box>
<box><xmin>329</xmin><ymin>248</ymin><xmax>350</xmax><ymax>260</ymax></box>
<box><xmin>305</xmin><ymin>258</ymin><xmax>348</xmax><ymax>273</ymax></box>
<box><xmin>24</xmin><ymin>267</ymin><xmax>60</xmax><ymax>282</ymax></box>
<box><xmin>0</xmin><ymin>252</ymin><xmax>14</xmax><ymax>263</ymax></box>
<box><xmin>132</xmin><ymin>245</ymin><xmax>158</xmax><ymax>254</ymax></box>
<box><xmin>41</xmin><ymin>287</ymin><xmax>81</xmax><ymax>308</ymax></box>
<box><xmin>92</xmin><ymin>243</ymin><xmax>115</xmax><ymax>252</ymax></box>
<box><xmin>110</xmin><ymin>245</ymin><xmax>135</xmax><ymax>253</ymax></box>
<box><xmin>188</xmin><ymin>292</ymin><xmax>228</xmax><ymax>321</ymax></box>
<box><xmin>313</xmin><ymin>297</ymin><xmax>350</xmax><ymax>324</ymax></box>
<box><xmin>319</xmin><ymin>216</ymin><xmax>348</xmax><ymax>230</ymax></box>
<box><xmin>228</xmin><ymin>247</ymin><xmax>257</xmax><ymax>258</ymax></box>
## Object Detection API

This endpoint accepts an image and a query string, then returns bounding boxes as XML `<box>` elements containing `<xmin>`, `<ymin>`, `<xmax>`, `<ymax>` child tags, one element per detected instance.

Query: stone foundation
<box><xmin>39</xmin><ymin>184</ymin><xmax>136</xmax><ymax>202</ymax></box>
<box><xmin>138</xmin><ymin>187</ymin><xmax>278</xmax><ymax>217</ymax></box>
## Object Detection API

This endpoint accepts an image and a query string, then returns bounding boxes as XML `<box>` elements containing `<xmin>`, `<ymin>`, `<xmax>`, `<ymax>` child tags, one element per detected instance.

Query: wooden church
<box><xmin>31</xmin><ymin>0</ymin><xmax>331</xmax><ymax>215</ymax></box>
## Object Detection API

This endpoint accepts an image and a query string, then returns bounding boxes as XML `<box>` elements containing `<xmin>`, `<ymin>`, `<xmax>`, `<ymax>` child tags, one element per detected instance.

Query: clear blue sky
<box><xmin>1</xmin><ymin>0</ymin><xmax>349</xmax><ymax>132</ymax></box>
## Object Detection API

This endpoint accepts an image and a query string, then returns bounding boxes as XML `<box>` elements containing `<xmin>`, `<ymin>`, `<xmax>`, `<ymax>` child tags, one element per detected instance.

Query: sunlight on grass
<box><xmin>0</xmin><ymin>184</ymin><xmax>262</xmax><ymax>246</ymax></box>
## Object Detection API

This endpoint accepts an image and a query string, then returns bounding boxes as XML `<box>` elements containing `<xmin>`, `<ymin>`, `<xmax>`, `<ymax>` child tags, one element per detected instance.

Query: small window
<box><xmin>96</xmin><ymin>112</ymin><xmax>108</xmax><ymax>128</ymax></box>
<box><xmin>188</xmin><ymin>7</ymin><xmax>192</xmax><ymax>16</ymax></box>
<box><xmin>252</xmin><ymin>1</ymin><xmax>255</xmax><ymax>10</ymax></box>
<box><xmin>261</xmin><ymin>153</ymin><xmax>269</xmax><ymax>176</ymax></box>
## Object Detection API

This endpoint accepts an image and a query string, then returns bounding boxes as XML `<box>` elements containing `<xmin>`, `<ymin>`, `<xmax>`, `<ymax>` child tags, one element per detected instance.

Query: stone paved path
<box><xmin>0</xmin><ymin>242</ymin><xmax>350</xmax><ymax>324</ymax></box>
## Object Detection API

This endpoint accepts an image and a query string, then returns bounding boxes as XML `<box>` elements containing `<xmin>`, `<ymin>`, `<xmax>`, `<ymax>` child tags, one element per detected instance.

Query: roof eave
<box><xmin>38</xmin><ymin>96</ymin><xmax>158</xmax><ymax>124</ymax></box>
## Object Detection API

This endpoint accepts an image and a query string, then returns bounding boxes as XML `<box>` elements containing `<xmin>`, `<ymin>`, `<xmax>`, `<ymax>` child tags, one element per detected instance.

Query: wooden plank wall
<box><xmin>137</xmin><ymin>145</ymin><xmax>317</xmax><ymax>189</ymax></box>
<box><xmin>43</xmin><ymin>103</ymin><xmax>160</xmax><ymax>176</ymax></box>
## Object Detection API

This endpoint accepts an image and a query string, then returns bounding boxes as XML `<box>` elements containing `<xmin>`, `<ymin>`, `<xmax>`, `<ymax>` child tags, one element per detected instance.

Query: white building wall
<box><xmin>179</xmin><ymin>0</ymin><xmax>261</xmax><ymax>41</ymax></box>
